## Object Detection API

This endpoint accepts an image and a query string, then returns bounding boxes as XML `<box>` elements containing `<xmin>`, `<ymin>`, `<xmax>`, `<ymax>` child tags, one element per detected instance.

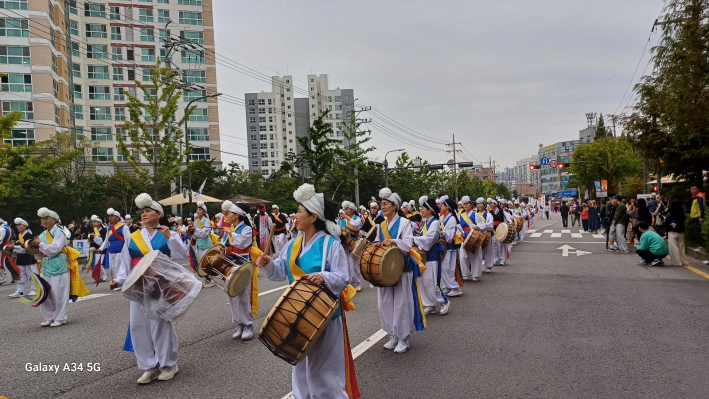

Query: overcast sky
<box><xmin>212</xmin><ymin>0</ymin><xmax>663</xmax><ymax>171</ymax></box>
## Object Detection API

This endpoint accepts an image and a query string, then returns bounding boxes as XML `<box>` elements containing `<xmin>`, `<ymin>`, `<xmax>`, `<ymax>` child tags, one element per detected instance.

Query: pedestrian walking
<box><xmin>581</xmin><ymin>203</ymin><xmax>589</xmax><ymax>231</ymax></box>
<box><xmin>664</xmin><ymin>200</ymin><xmax>690</xmax><ymax>266</ymax></box>
<box><xmin>588</xmin><ymin>201</ymin><xmax>600</xmax><ymax>233</ymax></box>
<box><xmin>544</xmin><ymin>203</ymin><xmax>550</xmax><ymax>220</ymax></box>
<box><xmin>635</xmin><ymin>221</ymin><xmax>668</xmax><ymax>266</ymax></box>
<box><xmin>611</xmin><ymin>195</ymin><xmax>629</xmax><ymax>253</ymax></box>
<box><xmin>690</xmin><ymin>185</ymin><xmax>705</xmax><ymax>246</ymax></box>
<box><xmin>572</xmin><ymin>203</ymin><xmax>581</xmax><ymax>227</ymax></box>
<box><xmin>560</xmin><ymin>201</ymin><xmax>569</xmax><ymax>227</ymax></box>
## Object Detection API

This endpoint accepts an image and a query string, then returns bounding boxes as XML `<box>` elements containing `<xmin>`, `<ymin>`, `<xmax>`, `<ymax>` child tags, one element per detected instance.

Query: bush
<box><xmin>685</xmin><ymin>214</ymin><xmax>699</xmax><ymax>248</ymax></box>
<box><xmin>703</xmin><ymin>208</ymin><xmax>709</xmax><ymax>253</ymax></box>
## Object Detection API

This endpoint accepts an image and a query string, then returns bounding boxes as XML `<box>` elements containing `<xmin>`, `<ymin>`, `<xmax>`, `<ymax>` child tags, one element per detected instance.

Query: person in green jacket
<box><xmin>636</xmin><ymin>221</ymin><xmax>669</xmax><ymax>266</ymax></box>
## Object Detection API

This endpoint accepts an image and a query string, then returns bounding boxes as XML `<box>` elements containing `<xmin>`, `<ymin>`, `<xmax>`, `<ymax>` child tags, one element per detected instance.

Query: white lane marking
<box><xmin>530</xmin><ymin>241</ymin><xmax>606</xmax><ymax>244</ymax></box>
<box><xmin>558</xmin><ymin>244</ymin><xmax>592</xmax><ymax>257</ymax></box>
<box><xmin>543</xmin><ymin>230</ymin><xmax>553</xmax><ymax>233</ymax></box>
<box><xmin>530</xmin><ymin>233</ymin><xmax>543</xmax><ymax>238</ymax></box>
<box><xmin>561</xmin><ymin>229</ymin><xmax>571</xmax><ymax>234</ymax></box>
<box><xmin>592</xmin><ymin>234</ymin><xmax>605</xmax><ymax>239</ymax></box>
<box><xmin>550</xmin><ymin>233</ymin><xmax>562</xmax><ymax>238</ymax></box>
<box><xmin>259</xmin><ymin>285</ymin><xmax>289</xmax><ymax>296</ymax></box>
<box><xmin>280</xmin><ymin>329</ymin><xmax>388</xmax><ymax>399</ymax></box>
<box><xmin>527</xmin><ymin>229</ymin><xmax>537</xmax><ymax>233</ymax></box>
<box><xmin>73</xmin><ymin>294</ymin><xmax>111</xmax><ymax>302</ymax></box>
<box><xmin>571</xmin><ymin>233</ymin><xmax>583</xmax><ymax>238</ymax></box>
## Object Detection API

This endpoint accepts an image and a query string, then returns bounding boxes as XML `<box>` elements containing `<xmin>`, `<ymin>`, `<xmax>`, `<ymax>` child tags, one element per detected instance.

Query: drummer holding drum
<box><xmin>438</xmin><ymin>195</ymin><xmax>463</xmax><ymax>297</ymax></box>
<box><xmin>220</xmin><ymin>200</ymin><xmax>258</xmax><ymax>341</ymax></box>
<box><xmin>255</xmin><ymin>183</ymin><xmax>358</xmax><ymax>399</ymax></box>
<box><xmin>458</xmin><ymin>196</ymin><xmax>486</xmax><ymax>282</ymax></box>
<box><xmin>112</xmin><ymin>193</ymin><xmax>189</xmax><ymax>384</ymax></box>
<box><xmin>413</xmin><ymin>196</ymin><xmax>450</xmax><ymax>315</ymax></box>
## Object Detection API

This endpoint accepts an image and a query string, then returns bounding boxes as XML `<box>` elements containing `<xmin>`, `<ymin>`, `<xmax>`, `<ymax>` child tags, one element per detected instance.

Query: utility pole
<box><xmin>446</xmin><ymin>134</ymin><xmax>462</xmax><ymax>202</ymax></box>
<box><xmin>353</xmin><ymin>106</ymin><xmax>371</xmax><ymax>207</ymax></box>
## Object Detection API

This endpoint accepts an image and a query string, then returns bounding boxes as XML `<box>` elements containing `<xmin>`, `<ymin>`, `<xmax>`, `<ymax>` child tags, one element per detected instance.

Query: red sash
<box><xmin>111</xmin><ymin>224</ymin><xmax>125</xmax><ymax>241</ymax></box>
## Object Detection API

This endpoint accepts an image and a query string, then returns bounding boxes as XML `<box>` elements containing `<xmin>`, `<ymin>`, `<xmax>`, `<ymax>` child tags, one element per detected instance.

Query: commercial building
<box><xmin>467</xmin><ymin>167</ymin><xmax>496</xmax><ymax>182</ymax></box>
<box><xmin>1</xmin><ymin>0</ymin><xmax>221</xmax><ymax>172</ymax></box>
<box><xmin>245</xmin><ymin>73</ymin><xmax>355</xmax><ymax>176</ymax></box>
<box><xmin>496</xmin><ymin>167</ymin><xmax>515</xmax><ymax>189</ymax></box>
<box><xmin>514</xmin><ymin>155</ymin><xmax>540</xmax><ymax>190</ymax></box>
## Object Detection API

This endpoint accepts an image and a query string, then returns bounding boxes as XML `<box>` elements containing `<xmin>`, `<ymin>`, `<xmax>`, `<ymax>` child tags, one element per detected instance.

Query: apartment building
<box><xmin>245</xmin><ymin>73</ymin><xmax>355</xmax><ymax>176</ymax></box>
<box><xmin>1</xmin><ymin>0</ymin><xmax>221</xmax><ymax>171</ymax></box>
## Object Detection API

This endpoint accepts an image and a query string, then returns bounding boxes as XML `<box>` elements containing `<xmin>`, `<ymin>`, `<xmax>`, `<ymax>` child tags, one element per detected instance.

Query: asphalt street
<box><xmin>3</xmin><ymin>212</ymin><xmax>709</xmax><ymax>398</ymax></box>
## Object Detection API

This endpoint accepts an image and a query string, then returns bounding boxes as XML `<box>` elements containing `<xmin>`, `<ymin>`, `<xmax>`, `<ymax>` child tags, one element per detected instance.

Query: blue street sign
<box><xmin>540</xmin><ymin>157</ymin><xmax>550</xmax><ymax>166</ymax></box>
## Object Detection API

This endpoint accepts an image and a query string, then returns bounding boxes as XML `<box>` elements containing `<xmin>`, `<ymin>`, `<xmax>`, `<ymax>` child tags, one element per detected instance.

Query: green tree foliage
<box><xmin>594</xmin><ymin>114</ymin><xmax>609</xmax><ymax>140</ymax></box>
<box><xmin>389</xmin><ymin>152</ymin><xmax>441</xmax><ymax>203</ymax></box>
<box><xmin>568</xmin><ymin>137</ymin><xmax>641</xmax><ymax>196</ymax></box>
<box><xmin>117</xmin><ymin>60</ymin><xmax>192</xmax><ymax>198</ymax></box>
<box><xmin>625</xmin><ymin>0</ymin><xmax>709</xmax><ymax>185</ymax></box>
<box><xmin>296</xmin><ymin>110</ymin><xmax>339</xmax><ymax>187</ymax></box>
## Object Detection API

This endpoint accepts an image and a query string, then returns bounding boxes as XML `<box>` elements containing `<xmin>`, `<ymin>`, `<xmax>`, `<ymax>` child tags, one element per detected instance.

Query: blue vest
<box><xmin>424</xmin><ymin>218</ymin><xmax>443</xmax><ymax>263</ymax></box>
<box><xmin>128</xmin><ymin>231</ymin><xmax>171</xmax><ymax>263</ymax></box>
<box><xmin>379</xmin><ymin>217</ymin><xmax>415</xmax><ymax>273</ymax></box>
<box><xmin>284</xmin><ymin>234</ymin><xmax>342</xmax><ymax>319</ymax></box>
<box><xmin>1</xmin><ymin>224</ymin><xmax>10</xmax><ymax>245</ymax></box>
<box><xmin>107</xmin><ymin>225</ymin><xmax>126</xmax><ymax>254</ymax></box>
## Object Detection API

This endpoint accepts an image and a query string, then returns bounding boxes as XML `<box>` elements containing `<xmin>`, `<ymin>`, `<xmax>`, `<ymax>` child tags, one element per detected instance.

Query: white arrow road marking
<box><xmin>558</xmin><ymin>244</ymin><xmax>592</xmax><ymax>257</ymax></box>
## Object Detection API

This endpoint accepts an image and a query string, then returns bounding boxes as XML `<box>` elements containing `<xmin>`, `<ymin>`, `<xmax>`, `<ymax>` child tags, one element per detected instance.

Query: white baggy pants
<box><xmin>440</xmin><ymin>250</ymin><xmax>459</xmax><ymax>290</ymax></box>
<box><xmin>378</xmin><ymin>271</ymin><xmax>414</xmax><ymax>340</ymax></box>
<box><xmin>419</xmin><ymin>259</ymin><xmax>446</xmax><ymax>308</ymax></box>
<box><xmin>129</xmin><ymin>301</ymin><xmax>178</xmax><ymax>371</ymax></box>
<box><xmin>16</xmin><ymin>263</ymin><xmax>38</xmax><ymax>294</ymax></box>
<box><xmin>39</xmin><ymin>273</ymin><xmax>69</xmax><ymax>324</ymax></box>
<box><xmin>229</xmin><ymin>281</ymin><xmax>253</xmax><ymax>326</ymax></box>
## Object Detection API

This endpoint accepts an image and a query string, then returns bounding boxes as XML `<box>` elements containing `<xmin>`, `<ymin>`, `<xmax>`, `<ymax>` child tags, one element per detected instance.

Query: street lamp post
<box><xmin>184</xmin><ymin>92</ymin><xmax>221</xmax><ymax>216</ymax></box>
<box><xmin>384</xmin><ymin>149</ymin><xmax>405</xmax><ymax>187</ymax></box>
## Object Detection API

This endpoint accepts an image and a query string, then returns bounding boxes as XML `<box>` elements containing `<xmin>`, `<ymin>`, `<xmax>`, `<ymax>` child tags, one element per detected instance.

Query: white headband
<box><xmin>293</xmin><ymin>183</ymin><xmax>340</xmax><ymax>238</ymax></box>
<box><xmin>14</xmin><ymin>217</ymin><xmax>28</xmax><ymax>226</ymax></box>
<box><xmin>37</xmin><ymin>207</ymin><xmax>60</xmax><ymax>221</ymax></box>
<box><xmin>135</xmin><ymin>193</ymin><xmax>164</xmax><ymax>216</ymax></box>
<box><xmin>379</xmin><ymin>187</ymin><xmax>401</xmax><ymax>208</ymax></box>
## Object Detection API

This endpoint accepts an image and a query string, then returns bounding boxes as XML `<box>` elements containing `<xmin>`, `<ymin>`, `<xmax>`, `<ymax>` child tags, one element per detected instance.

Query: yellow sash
<box><xmin>381</xmin><ymin>219</ymin><xmax>425</xmax><ymax>272</ymax></box>
<box><xmin>196</xmin><ymin>217</ymin><xmax>220</xmax><ymax>245</ymax></box>
<box><xmin>18</xmin><ymin>231</ymin><xmax>25</xmax><ymax>244</ymax></box>
<box><xmin>130</xmin><ymin>230</ymin><xmax>151</xmax><ymax>255</ymax></box>
<box><xmin>107</xmin><ymin>223</ymin><xmax>125</xmax><ymax>238</ymax></box>
<box><xmin>93</xmin><ymin>227</ymin><xmax>100</xmax><ymax>237</ymax></box>
<box><xmin>460</xmin><ymin>211</ymin><xmax>475</xmax><ymax>229</ymax></box>
<box><xmin>273</xmin><ymin>213</ymin><xmax>284</xmax><ymax>224</ymax></box>
<box><xmin>47</xmin><ymin>227</ymin><xmax>89</xmax><ymax>298</ymax></box>
<box><xmin>442</xmin><ymin>214</ymin><xmax>464</xmax><ymax>245</ymax></box>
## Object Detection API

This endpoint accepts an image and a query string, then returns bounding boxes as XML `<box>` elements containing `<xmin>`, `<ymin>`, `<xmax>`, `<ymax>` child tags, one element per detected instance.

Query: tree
<box><xmin>626</xmin><ymin>0</ymin><xmax>709</xmax><ymax>185</ymax></box>
<box><xmin>117</xmin><ymin>60</ymin><xmax>193</xmax><ymax>198</ymax></box>
<box><xmin>594</xmin><ymin>114</ymin><xmax>609</xmax><ymax>140</ymax></box>
<box><xmin>295</xmin><ymin>110</ymin><xmax>339</xmax><ymax>187</ymax></box>
<box><xmin>568</xmin><ymin>137</ymin><xmax>641</xmax><ymax>196</ymax></box>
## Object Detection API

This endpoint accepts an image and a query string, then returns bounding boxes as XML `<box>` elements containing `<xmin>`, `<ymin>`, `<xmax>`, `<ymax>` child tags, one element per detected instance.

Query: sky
<box><xmin>211</xmin><ymin>0</ymin><xmax>663</xmax><ymax>171</ymax></box>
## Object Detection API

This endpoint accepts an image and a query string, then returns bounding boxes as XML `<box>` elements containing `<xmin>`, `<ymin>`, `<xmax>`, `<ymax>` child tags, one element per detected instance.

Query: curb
<box><xmin>686</xmin><ymin>247</ymin><xmax>709</xmax><ymax>262</ymax></box>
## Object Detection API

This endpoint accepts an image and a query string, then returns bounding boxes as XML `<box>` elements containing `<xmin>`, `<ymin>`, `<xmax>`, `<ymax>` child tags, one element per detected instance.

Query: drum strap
<box><xmin>288</xmin><ymin>235</ymin><xmax>306</xmax><ymax>279</ymax></box>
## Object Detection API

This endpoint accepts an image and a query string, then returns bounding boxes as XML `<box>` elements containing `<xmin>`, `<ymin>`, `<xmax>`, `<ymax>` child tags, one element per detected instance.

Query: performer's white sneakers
<box><xmin>394</xmin><ymin>339</ymin><xmax>409</xmax><ymax>354</ymax></box>
<box><xmin>447</xmin><ymin>289</ymin><xmax>462</xmax><ymax>297</ymax></box>
<box><xmin>137</xmin><ymin>367</ymin><xmax>160</xmax><ymax>384</ymax></box>
<box><xmin>158</xmin><ymin>365</ymin><xmax>178</xmax><ymax>381</ymax></box>
<box><xmin>439</xmin><ymin>301</ymin><xmax>450</xmax><ymax>315</ymax></box>
<box><xmin>423</xmin><ymin>306</ymin><xmax>435</xmax><ymax>314</ymax></box>
<box><xmin>50</xmin><ymin>321</ymin><xmax>64</xmax><ymax>327</ymax></box>
<box><xmin>8</xmin><ymin>292</ymin><xmax>22</xmax><ymax>298</ymax></box>
<box><xmin>232</xmin><ymin>325</ymin><xmax>243</xmax><ymax>339</ymax></box>
<box><xmin>241</xmin><ymin>325</ymin><xmax>254</xmax><ymax>341</ymax></box>
<box><xmin>383</xmin><ymin>336</ymin><xmax>398</xmax><ymax>350</ymax></box>
<box><xmin>40</xmin><ymin>321</ymin><xmax>52</xmax><ymax>327</ymax></box>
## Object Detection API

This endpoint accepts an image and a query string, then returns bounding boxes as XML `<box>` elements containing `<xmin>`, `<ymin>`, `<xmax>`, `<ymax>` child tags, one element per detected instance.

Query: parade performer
<box><xmin>271</xmin><ymin>204</ymin><xmax>288</xmax><ymax>254</ymax></box>
<box><xmin>459</xmin><ymin>196</ymin><xmax>486</xmax><ymax>282</ymax></box>
<box><xmin>220</xmin><ymin>200</ymin><xmax>260</xmax><ymax>341</ymax></box>
<box><xmin>339</xmin><ymin>200</ymin><xmax>363</xmax><ymax>290</ymax></box>
<box><xmin>376</xmin><ymin>187</ymin><xmax>425</xmax><ymax>353</ymax></box>
<box><xmin>97</xmin><ymin>208</ymin><xmax>130</xmax><ymax>283</ymax></box>
<box><xmin>125</xmin><ymin>215</ymin><xmax>139</xmax><ymax>233</ymax></box>
<box><xmin>253</xmin><ymin>204</ymin><xmax>273</xmax><ymax>253</ymax></box>
<box><xmin>255</xmin><ymin>183</ymin><xmax>359</xmax><ymax>398</ymax></box>
<box><xmin>403</xmin><ymin>201</ymin><xmax>423</xmax><ymax>234</ymax></box>
<box><xmin>7</xmin><ymin>218</ymin><xmax>37</xmax><ymax>298</ymax></box>
<box><xmin>490</xmin><ymin>199</ymin><xmax>508</xmax><ymax>266</ymax></box>
<box><xmin>475</xmin><ymin>198</ymin><xmax>495</xmax><ymax>273</ymax></box>
<box><xmin>88</xmin><ymin>215</ymin><xmax>108</xmax><ymax>282</ymax></box>
<box><xmin>112</xmin><ymin>193</ymin><xmax>188</xmax><ymax>384</ymax></box>
<box><xmin>360</xmin><ymin>198</ymin><xmax>384</xmax><ymax>238</ymax></box>
<box><xmin>439</xmin><ymin>195</ymin><xmax>463</xmax><ymax>296</ymax></box>
<box><xmin>32</xmin><ymin>207</ymin><xmax>88</xmax><ymax>326</ymax></box>
<box><xmin>192</xmin><ymin>201</ymin><xmax>216</xmax><ymax>287</ymax></box>
<box><xmin>413</xmin><ymin>196</ymin><xmax>449</xmax><ymax>315</ymax></box>
<box><xmin>0</xmin><ymin>217</ymin><xmax>12</xmax><ymax>285</ymax></box>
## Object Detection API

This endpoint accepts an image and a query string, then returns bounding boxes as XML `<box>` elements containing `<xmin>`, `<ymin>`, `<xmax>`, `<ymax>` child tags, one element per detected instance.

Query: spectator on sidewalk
<box><xmin>690</xmin><ymin>185</ymin><xmax>705</xmax><ymax>246</ymax></box>
<box><xmin>581</xmin><ymin>203</ymin><xmax>589</xmax><ymax>231</ymax></box>
<box><xmin>635</xmin><ymin>221</ymin><xmax>669</xmax><ymax>266</ymax></box>
<box><xmin>628</xmin><ymin>198</ymin><xmax>652</xmax><ymax>244</ymax></box>
<box><xmin>647</xmin><ymin>193</ymin><xmax>658</xmax><ymax>216</ymax></box>
<box><xmin>611</xmin><ymin>194</ymin><xmax>629</xmax><ymax>253</ymax></box>
<box><xmin>653</xmin><ymin>192</ymin><xmax>668</xmax><ymax>237</ymax></box>
<box><xmin>588</xmin><ymin>200</ymin><xmax>601</xmax><ymax>233</ymax></box>
<box><xmin>560</xmin><ymin>201</ymin><xmax>570</xmax><ymax>227</ymax></box>
<box><xmin>572</xmin><ymin>203</ymin><xmax>581</xmax><ymax>227</ymax></box>
<box><xmin>664</xmin><ymin>200</ymin><xmax>690</xmax><ymax>267</ymax></box>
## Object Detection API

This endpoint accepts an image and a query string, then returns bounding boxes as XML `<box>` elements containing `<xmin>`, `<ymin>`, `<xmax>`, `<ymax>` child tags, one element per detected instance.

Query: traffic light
<box><xmin>530</xmin><ymin>164</ymin><xmax>540</xmax><ymax>171</ymax></box>
<box><xmin>652</xmin><ymin>184</ymin><xmax>658</xmax><ymax>192</ymax></box>
<box><xmin>557</xmin><ymin>163</ymin><xmax>566</xmax><ymax>169</ymax></box>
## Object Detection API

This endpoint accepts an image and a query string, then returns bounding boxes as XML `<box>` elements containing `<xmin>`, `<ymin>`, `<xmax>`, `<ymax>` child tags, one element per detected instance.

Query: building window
<box><xmin>249</xmin><ymin>126</ymin><xmax>256</xmax><ymax>132</ymax></box>
<box><xmin>247</xmin><ymin>99</ymin><xmax>255</xmax><ymax>106</ymax></box>
<box><xmin>74</xmin><ymin>84</ymin><xmax>82</xmax><ymax>99</ymax></box>
<box><xmin>68</xmin><ymin>20</ymin><xmax>79</xmax><ymax>36</ymax></box>
<box><xmin>143</xmin><ymin>88</ymin><xmax>156</xmax><ymax>101</ymax></box>
<box><xmin>110</xmin><ymin>6</ymin><xmax>120</xmax><ymax>20</ymax></box>
<box><xmin>260</xmin><ymin>143</ymin><xmax>267</xmax><ymax>149</ymax></box>
<box><xmin>72</xmin><ymin>63</ymin><xmax>81</xmax><ymax>78</ymax></box>
<box><xmin>84</xmin><ymin>2</ymin><xmax>106</xmax><ymax>18</ymax></box>
<box><xmin>158</xmin><ymin>9</ymin><xmax>170</xmax><ymax>23</ymax></box>
<box><xmin>178</xmin><ymin>11</ymin><xmax>202</xmax><ymax>25</ymax></box>
<box><xmin>180</xmin><ymin>30</ymin><xmax>203</xmax><ymax>45</ymax></box>
<box><xmin>75</xmin><ymin>105</ymin><xmax>83</xmax><ymax>120</ymax></box>
<box><xmin>0</xmin><ymin>18</ymin><xmax>28</xmax><ymax>37</ymax></box>
<box><xmin>178</xmin><ymin>0</ymin><xmax>201</xmax><ymax>4</ymax></box>
<box><xmin>187</xmin><ymin>128</ymin><xmax>208</xmax><ymax>141</ymax></box>
<box><xmin>71</xmin><ymin>41</ymin><xmax>80</xmax><ymax>57</ymax></box>
<box><xmin>85</xmin><ymin>23</ymin><xmax>107</xmax><ymax>38</ymax></box>
<box><xmin>112</xmin><ymin>47</ymin><xmax>122</xmax><ymax>61</ymax></box>
<box><xmin>258</xmin><ymin>108</ymin><xmax>265</xmax><ymax>114</ymax></box>
<box><xmin>114</xmin><ymin>107</ymin><xmax>125</xmax><ymax>121</ymax></box>
<box><xmin>91</xmin><ymin>127</ymin><xmax>112</xmax><ymax>141</ymax></box>
<box><xmin>139</xmin><ymin>9</ymin><xmax>154</xmax><ymax>23</ymax></box>
<box><xmin>259</xmin><ymin>134</ymin><xmax>267</xmax><ymax>140</ymax></box>
<box><xmin>183</xmin><ymin>89</ymin><xmax>206</xmax><ymax>102</ymax></box>
<box><xmin>112</xmin><ymin>67</ymin><xmax>123</xmax><ymax>81</ymax></box>
<box><xmin>127</xmin><ymin>69</ymin><xmax>135</xmax><ymax>81</ymax></box>
<box><xmin>53</xmin><ymin>79</ymin><xmax>58</xmax><ymax>98</ymax></box>
<box><xmin>54</xmin><ymin>105</ymin><xmax>59</xmax><ymax>125</ymax></box>
<box><xmin>89</xmin><ymin>106</ymin><xmax>110</xmax><ymax>120</ymax></box>
<box><xmin>89</xmin><ymin>86</ymin><xmax>110</xmax><ymax>100</ymax></box>
<box><xmin>87</xmin><ymin>65</ymin><xmax>109</xmax><ymax>79</ymax></box>
<box><xmin>92</xmin><ymin>147</ymin><xmax>113</xmax><ymax>162</ymax></box>
<box><xmin>181</xmin><ymin>50</ymin><xmax>204</xmax><ymax>64</ymax></box>
<box><xmin>140</xmin><ymin>28</ymin><xmax>154</xmax><ymax>42</ymax></box>
<box><xmin>113</xmin><ymin>88</ymin><xmax>125</xmax><ymax>101</ymax></box>
<box><xmin>189</xmin><ymin>108</ymin><xmax>208</xmax><ymax>122</ymax></box>
<box><xmin>259</xmin><ymin>126</ymin><xmax>266</xmax><ymax>132</ymax></box>
<box><xmin>87</xmin><ymin>44</ymin><xmax>108</xmax><ymax>59</ymax></box>
<box><xmin>261</xmin><ymin>152</ymin><xmax>268</xmax><ymax>158</ymax></box>
<box><xmin>2</xmin><ymin>101</ymin><xmax>33</xmax><ymax>119</ymax></box>
<box><xmin>1</xmin><ymin>74</ymin><xmax>31</xmax><ymax>92</ymax></box>
<box><xmin>158</xmin><ymin>0</ymin><xmax>169</xmax><ymax>3</ymax></box>
<box><xmin>189</xmin><ymin>147</ymin><xmax>209</xmax><ymax>160</ymax></box>
<box><xmin>141</xmin><ymin>48</ymin><xmax>156</xmax><ymax>62</ymax></box>
<box><xmin>258</xmin><ymin>117</ymin><xmax>265</xmax><ymax>123</ymax></box>
<box><xmin>0</xmin><ymin>46</ymin><xmax>29</xmax><ymax>64</ymax></box>
<box><xmin>142</xmin><ymin>68</ymin><xmax>153</xmax><ymax>82</ymax></box>
<box><xmin>110</xmin><ymin>26</ymin><xmax>121</xmax><ymax>40</ymax></box>
<box><xmin>51</xmin><ymin>53</ymin><xmax>57</xmax><ymax>74</ymax></box>
<box><xmin>68</xmin><ymin>0</ymin><xmax>77</xmax><ymax>14</ymax></box>
<box><xmin>3</xmin><ymin>129</ymin><xmax>34</xmax><ymax>146</ymax></box>
<box><xmin>248</xmin><ymin>117</ymin><xmax>256</xmax><ymax>123</ymax></box>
